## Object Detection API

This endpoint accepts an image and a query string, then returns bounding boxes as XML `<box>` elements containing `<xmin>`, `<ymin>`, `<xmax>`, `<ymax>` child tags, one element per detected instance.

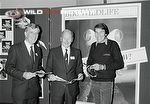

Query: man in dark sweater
<box><xmin>87</xmin><ymin>23</ymin><xmax>124</xmax><ymax>104</ymax></box>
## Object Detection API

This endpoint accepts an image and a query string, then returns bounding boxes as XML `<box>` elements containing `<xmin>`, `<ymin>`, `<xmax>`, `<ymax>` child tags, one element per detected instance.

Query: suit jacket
<box><xmin>5</xmin><ymin>41</ymin><xmax>43</xmax><ymax>99</ymax></box>
<box><xmin>46</xmin><ymin>46</ymin><xmax>83</xmax><ymax>97</ymax></box>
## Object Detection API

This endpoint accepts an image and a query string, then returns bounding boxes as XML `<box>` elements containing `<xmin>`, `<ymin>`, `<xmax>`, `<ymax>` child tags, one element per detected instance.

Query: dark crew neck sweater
<box><xmin>87</xmin><ymin>39</ymin><xmax>124</xmax><ymax>82</ymax></box>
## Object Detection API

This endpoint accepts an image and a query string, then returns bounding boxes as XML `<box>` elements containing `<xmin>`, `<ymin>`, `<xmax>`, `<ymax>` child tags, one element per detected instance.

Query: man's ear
<box><xmin>104</xmin><ymin>34</ymin><xmax>108</xmax><ymax>37</ymax></box>
<box><xmin>24</xmin><ymin>31</ymin><xmax>27</xmax><ymax>37</ymax></box>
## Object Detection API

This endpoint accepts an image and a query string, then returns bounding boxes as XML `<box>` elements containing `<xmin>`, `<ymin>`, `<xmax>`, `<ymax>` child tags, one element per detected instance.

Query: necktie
<box><xmin>65</xmin><ymin>49</ymin><xmax>68</xmax><ymax>64</ymax></box>
<box><xmin>30</xmin><ymin>46</ymin><xmax>35</xmax><ymax>63</ymax></box>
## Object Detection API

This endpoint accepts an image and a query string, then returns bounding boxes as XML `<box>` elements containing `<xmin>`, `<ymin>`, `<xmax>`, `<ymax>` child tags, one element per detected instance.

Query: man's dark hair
<box><xmin>94</xmin><ymin>23</ymin><xmax>109</xmax><ymax>35</ymax></box>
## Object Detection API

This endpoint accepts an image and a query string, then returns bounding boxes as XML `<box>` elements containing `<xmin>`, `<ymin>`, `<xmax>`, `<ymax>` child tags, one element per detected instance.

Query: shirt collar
<box><xmin>24</xmin><ymin>40</ymin><xmax>34</xmax><ymax>50</ymax></box>
<box><xmin>61</xmin><ymin>45</ymin><xmax>70</xmax><ymax>57</ymax></box>
<box><xmin>96</xmin><ymin>38</ymin><xmax>108</xmax><ymax>46</ymax></box>
<box><xmin>61</xmin><ymin>45</ymin><xmax>70</xmax><ymax>51</ymax></box>
<box><xmin>25</xmin><ymin>40</ymin><xmax>31</xmax><ymax>47</ymax></box>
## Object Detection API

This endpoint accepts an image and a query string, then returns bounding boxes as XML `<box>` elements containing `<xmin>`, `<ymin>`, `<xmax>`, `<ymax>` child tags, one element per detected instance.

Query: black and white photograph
<box><xmin>0</xmin><ymin>1</ymin><xmax>150</xmax><ymax>104</ymax></box>
<box><xmin>2</xmin><ymin>41</ymin><xmax>12</xmax><ymax>54</ymax></box>
<box><xmin>0</xmin><ymin>17</ymin><xmax>14</xmax><ymax>55</ymax></box>
<box><xmin>65</xmin><ymin>17</ymin><xmax>136</xmax><ymax>104</ymax></box>
<box><xmin>2</xmin><ymin>19</ymin><xmax>12</xmax><ymax>31</ymax></box>
<box><xmin>0</xmin><ymin>30</ymin><xmax>6</xmax><ymax>41</ymax></box>
<box><xmin>61</xmin><ymin>3</ymin><xmax>144</xmax><ymax>104</ymax></box>
<box><xmin>0</xmin><ymin>59</ymin><xmax>7</xmax><ymax>80</ymax></box>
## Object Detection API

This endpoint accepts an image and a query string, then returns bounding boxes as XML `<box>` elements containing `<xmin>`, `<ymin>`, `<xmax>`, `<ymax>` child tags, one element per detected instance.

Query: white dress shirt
<box><xmin>61</xmin><ymin>45</ymin><xmax>70</xmax><ymax>63</ymax></box>
<box><xmin>24</xmin><ymin>40</ymin><xmax>35</xmax><ymax>56</ymax></box>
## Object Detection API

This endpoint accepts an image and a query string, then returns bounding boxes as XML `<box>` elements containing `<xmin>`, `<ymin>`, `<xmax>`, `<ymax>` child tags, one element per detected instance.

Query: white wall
<box><xmin>0</xmin><ymin>1</ymin><xmax>1</xmax><ymax>8</ymax></box>
<box><xmin>77</xmin><ymin>0</ymin><xmax>150</xmax><ymax>5</ymax></box>
<box><xmin>76</xmin><ymin>0</ymin><xmax>149</xmax><ymax>5</ymax></box>
<box><xmin>0</xmin><ymin>0</ymin><xmax>76</xmax><ymax>8</ymax></box>
<box><xmin>76</xmin><ymin>0</ymin><xmax>104</xmax><ymax>5</ymax></box>
<box><xmin>107</xmin><ymin>0</ymin><xmax>149</xmax><ymax>3</ymax></box>
<box><xmin>1</xmin><ymin>0</ymin><xmax>150</xmax><ymax>8</ymax></box>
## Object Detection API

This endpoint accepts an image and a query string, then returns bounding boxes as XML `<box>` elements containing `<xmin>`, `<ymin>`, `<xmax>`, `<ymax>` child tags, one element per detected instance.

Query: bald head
<box><xmin>61</xmin><ymin>29</ymin><xmax>73</xmax><ymax>38</ymax></box>
<box><xmin>60</xmin><ymin>29</ymin><xmax>74</xmax><ymax>48</ymax></box>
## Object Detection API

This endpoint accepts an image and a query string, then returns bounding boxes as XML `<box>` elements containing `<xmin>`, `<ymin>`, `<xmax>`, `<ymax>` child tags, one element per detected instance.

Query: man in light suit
<box><xmin>5</xmin><ymin>23</ymin><xmax>45</xmax><ymax>104</ymax></box>
<box><xmin>46</xmin><ymin>29</ymin><xmax>84</xmax><ymax>104</ymax></box>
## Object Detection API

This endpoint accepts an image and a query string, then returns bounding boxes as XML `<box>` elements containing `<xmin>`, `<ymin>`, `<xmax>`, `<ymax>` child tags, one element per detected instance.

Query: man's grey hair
<box><xmin>61</xmin><ymin>29</ymin><xmax>74</xmax><ymax>38</ymax></box>
<box><xmin>25</xmin><ymin>23</ymin><xmax>40</xmax><ymax>33</ymax></box>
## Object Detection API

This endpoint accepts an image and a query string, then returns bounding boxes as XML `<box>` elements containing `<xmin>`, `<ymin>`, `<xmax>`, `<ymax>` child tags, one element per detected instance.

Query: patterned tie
<box><xmin>65</xmin><ymin>49</ymin><xmax>68</xmax><ymax>64</ymax></box>
<box><xmin>30</xmin><ymin>46</ymin><xmax>35</xmax><ymax>63</ymax></box>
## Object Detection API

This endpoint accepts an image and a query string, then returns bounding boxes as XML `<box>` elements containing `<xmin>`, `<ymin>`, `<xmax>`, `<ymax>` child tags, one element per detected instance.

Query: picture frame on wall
<box><xmin>0</xmin><ymin>58</ymin><xmax>7</xmax><ymax>80</ymax></box>
<box><xmin>2</xmin><ymin>19</ymin><xmax>12</xmax><ymax>31</ymax></box>
<box><xmin>2</xmin><ymin>41</ymin><xmax>12</xmax><ymax>54</ymax></box>
<box><xmin>0</xmin><ymin>30</ymin><xmax>6</xmax><ymax>41</ymax></box>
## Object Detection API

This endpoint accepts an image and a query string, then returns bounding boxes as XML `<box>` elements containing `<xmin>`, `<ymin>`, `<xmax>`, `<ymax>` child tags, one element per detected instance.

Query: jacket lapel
<box><xmin>58</xmin><ymin>46</ymin><xmax>71</xmax><ymax>72</ymax></box>
<box><xmin>59</xmin><ymin>46</ymin><xmax>64</xmax><ymax>59</ymax></box>
<box><xmin>58</xmin><ymin>46</ymin><xmax>67</xmax><ymax>71</ymax></box>
<box><xmin>34</xmin><ymin>44</ymin><xmax>39</xmax><ymax>65</ymax></box>
<box><xmin>67</xmin><ymin>47</ymin><xmax>74</xmax><ymax>72</ymax></box>
<box><xmin>21</xmin><ymin>42</ymin><xmax>32</xmax><ymax>64</ymax></box>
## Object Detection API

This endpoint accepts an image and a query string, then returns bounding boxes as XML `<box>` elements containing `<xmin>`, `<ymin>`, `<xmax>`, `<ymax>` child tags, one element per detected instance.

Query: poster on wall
<box><xmin>0</xmin><ymin>30</ymin><xmax>6</xmax><ymax>40</ymax></box>
<box><xmin>61</xmin><ymin>3</ymin><xmax>143</xmax><ymax>104</ymax></box>
<box><xmin>0</xmin><ymin>58</ymin><xmax>7</xmax><ymax>80</ymax></box>
<box><xmin>2</xmin><ymin>19</ymin><xmax>12</xmax><ymax>31</ymax></box>
<box><xmin>0</xmin><ymin>16</ymin><xmax>14</xmax><ymax>55</ymax></box>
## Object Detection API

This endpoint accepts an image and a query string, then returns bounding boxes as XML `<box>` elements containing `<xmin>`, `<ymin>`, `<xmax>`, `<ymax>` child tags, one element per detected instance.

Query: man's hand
<box><xmin>35</xmin><ymin>70</ymin><xmax>45</xmax><ymax>78</ymax></box>
<box><xmin>23</xmin><ymin>72</ymin><xmax>36</xmax><ymax>80</ymax></box>
<box><xmin>83</xmin><ymin>66</ymin><xmax>89</xmax><ymax>77</ymax></box>
<box><xmin>77</xmin><ymin>73</ymin><xmax>84</xmax><ymax>81</ymax></box>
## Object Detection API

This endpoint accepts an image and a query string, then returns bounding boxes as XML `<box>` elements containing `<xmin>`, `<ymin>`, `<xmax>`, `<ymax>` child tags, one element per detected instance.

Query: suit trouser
<box><xmin>91</xmin><ymin>81</ymin><xmax>113</xmax><ymax>104</ymax></box>
<box><xmin>13</xmin><ymin>97</ymin><xmax>39</xmax><ymax>104</ymax></box>
<box><xmin>50</xmin><ymin>85</ymin><xmax>77</xmax><ymax>104</ymax></box>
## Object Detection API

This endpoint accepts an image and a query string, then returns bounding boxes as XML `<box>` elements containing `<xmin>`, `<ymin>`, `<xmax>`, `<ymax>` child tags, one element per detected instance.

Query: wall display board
<box><xmin>0</xmin><ymin>16</ymin><xmax>13</xmax><ymax>55</ymax></box>
<box><xmin>61</xmin><ymin>3</ymin><xmax>145</xmax><ymax>104</ymax></box>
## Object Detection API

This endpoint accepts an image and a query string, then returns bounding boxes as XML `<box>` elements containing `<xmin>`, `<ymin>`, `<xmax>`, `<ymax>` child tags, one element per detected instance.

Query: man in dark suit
<box><xmin>5</xmin><ymin>23</ymin><xmax>45</xmax><ymax>104</ymax></box>
<box><xmin>46</xmin><ymin>29</ymin><xmax>84</xmax><ymax>104</ymax></box>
